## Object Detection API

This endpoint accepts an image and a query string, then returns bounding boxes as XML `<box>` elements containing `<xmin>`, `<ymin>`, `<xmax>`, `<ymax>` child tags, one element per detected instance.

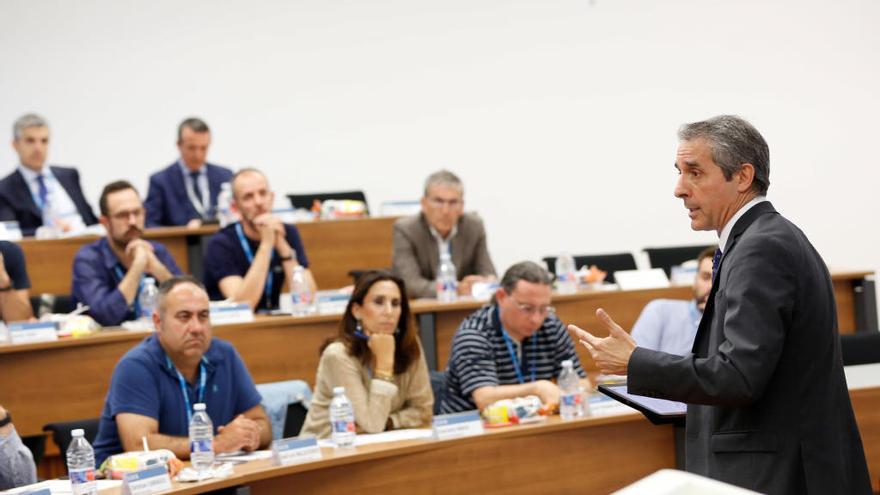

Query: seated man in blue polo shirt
<box><xmin>203</xmin><ymin>168</ymin><xmax>316</xmax><ymax>312</ymax></box>
<box><xmin>93</xmin><ymin>276</ymin><xmax>271</xmax><ymax>466</ymax></box>
<box><xmin>72</xmin><ymin>181</ymin><xmax>181</xmax><ymax>326</ymax></box>
<box><xmin>629</xmin><ymin>246</ymin><xmax>715</xmax><ymax>356</ymax></box>
<box><xmin>440</xmin><ymin>261</ymin><xmax>588</xmax><ymax>414</ymax></box>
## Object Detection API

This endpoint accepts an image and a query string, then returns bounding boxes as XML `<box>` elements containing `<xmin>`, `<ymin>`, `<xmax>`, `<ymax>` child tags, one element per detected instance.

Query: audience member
<box><xmin>441</xmin><ymin>261</ymin><xmax>587</xmax><ymax>413</ymax></box>
<box><xmin>204</xmin><ymin>168</ymin><xmax>315</xmax><ymax>311</ymax></box>
<box><xmin>72</xmin><ymin>181</ymin><xmax>180</xmax><ymax>326</ymax></box>
<box><xmin>630</xmin><ymin>246</ymin><xmax>715</xmax><ymax>355</ymax></box>
<box><xmin>0</xmin><ymin>241</ymin><xmax>34</xmax><ymax>323</ymax></box>
<box><xmin>392</xmin><ymin>170</ymin><xmax>496</xmax><ymax>299</ymax></box>
<box><xmin>144</xmin><ymin>117</ymin><xmax>234</xmax><ymax>228</ymax></box>
<box><xmin>0</xmin><ymin>113</ymin><xmax>97</xmax><ymax>236</ymax></box>
<box><xmin>301</xmin><ymin>271</ymin><xmax>432</xmax><ymax>437</ymax></box>
<box><xmin>0</xmin><ymin>404</ymin><xmax>37</xmax><ymax>490</ymax></box>
<box><xmin>93</xmin><ymin>276</ymin><xmax>271</xmax><ymax>466</ymax></box>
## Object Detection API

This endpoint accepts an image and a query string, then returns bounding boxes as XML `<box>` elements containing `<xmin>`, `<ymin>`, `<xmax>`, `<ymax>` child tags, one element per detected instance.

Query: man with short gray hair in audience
<box><xmin>0</xmin><ymin>113</ymin><xmax>98</xmax><ymax>236</ymax></box>
<box><xmin>392</xmin><ymin>170</ymin><xmax>496</xmax><ymax>299</ymax></box>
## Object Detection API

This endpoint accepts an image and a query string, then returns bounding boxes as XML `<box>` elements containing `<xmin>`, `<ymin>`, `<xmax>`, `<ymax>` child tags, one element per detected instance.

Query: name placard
<box><xmin>209</xmin><ymin>303</ymin><xmax>254</xmax><ymax>325</ymax></box>
<box><xmin>20</xmin><ymin>489</ymin><xmax>51</xmax><ymax>495</ymax></box>
<box><xmin>432</xmin><ymin>410</ymin><xmax>484</xmax><ymax>440</ymax></box>
<box><xmin>271</xmin><ymin>436</ymin><xmax>322</xmax><ymax>466</ymax></box>
<box><xmin>122</xmin><ymin>465</ymin><xmax>173</xmax><ymax>495</ymax></box>
<box><xmin>8</xmin><ymin>321</ymin><xmax>58</xmax><ymax>345</ymax></box>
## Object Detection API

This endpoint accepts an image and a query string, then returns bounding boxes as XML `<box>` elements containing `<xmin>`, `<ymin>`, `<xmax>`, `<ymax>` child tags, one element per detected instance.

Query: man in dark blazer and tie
<box><xmin>144</xmin><ymin>117</ymin><xmax>233</xmax><ymax>228</ymax></box>
<box><xmin>0</xmin><ymin>114</ymin><xmax>98</xmax><ymax>237</ymax></box>
<box><xmin>572</xmin><ymin>115</ymin><xmax>871</xmax><ymax>494</ymax></box>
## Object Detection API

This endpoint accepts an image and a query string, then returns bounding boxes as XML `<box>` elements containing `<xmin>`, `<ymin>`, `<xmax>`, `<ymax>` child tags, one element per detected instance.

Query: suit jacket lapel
<box><xmin>12</xmin><ymin>170</ymin><xmax>41</xmax><ymax>219</ymax></box>
<box><xmin>691</xmin><ymin>201</ymin><xmax>778</xmax><ymax>354</ymax></box>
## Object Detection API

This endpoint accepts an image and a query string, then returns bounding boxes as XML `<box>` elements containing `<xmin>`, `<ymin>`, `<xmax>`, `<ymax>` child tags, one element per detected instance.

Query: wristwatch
<box><xmin>0</xmin><ymin>411</ymin><xmax>11</xmax><ymax>428</ymax></box>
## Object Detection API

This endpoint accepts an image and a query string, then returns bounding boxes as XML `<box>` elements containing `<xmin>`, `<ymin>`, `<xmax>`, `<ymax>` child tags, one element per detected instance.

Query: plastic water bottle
<box><xmin>66</xmin><ymin>428</ymin><xmax>97</xmax><ymax>495</ymax></box>
<box><xmin>558</xmin><ymin>359</ymin><xmax>583</xmax><ymax>420</ymax></box>
<box><xmin>436</xmin><ymin>252</ymin><xmax>458</xmax><ymax>302</ymax></box>
<box><xmin>189</xmin><ymin>403</ymin><xmax>215</xmax><ymax>475</ymax></box>
<box><xmin>217</xmin><ymin>182</ymin><xmax>235</xmax><ymax>227</ymax></box>
<box><xmin>329</xmin><ymin>386</ymin><xmax>356</xmax><ymax>448</ymax></box>
<box><xmin>555</xmin><ymin>252</ymin><xmax>577</xmax><ymax>294</ymax></box>
<box><xmin>290</xmin><ymin>265</ymin><xmax>315</xmax><ymax>316</ymax></box>
<box><xmin>138</xmin><ymin>277</ymin><xmax>159</xmax><ymax>321</ymax></box>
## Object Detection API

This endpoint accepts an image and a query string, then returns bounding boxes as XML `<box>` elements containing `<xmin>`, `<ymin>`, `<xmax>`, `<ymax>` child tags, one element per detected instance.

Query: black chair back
<box><xmin>840</xmin><ymin>331</ymin><xmax>880</xmax><ymax>366</ymax></box>
<box><xmin>283</xmin><ymin>402</ymin><xmax>309</xmax><ymax>438</ymax></box>
<box><xmin>644</xmin><ymin>245</ymin><xmax>715</xmax><ymax>278</ymax></box>
<box><xmin>43</xmin><ymin>417</ymin><xmax>100</xmax><ymax>458</ymax></box>
<box><xmin>543</xmin><ymin>252</ymin><xmax>637</xmax><ymax>284</ymax></box>
<box><xmin>287</xmin><ymin>190</ymin><xmax>369</xmax><ymax>214</ymax></box>
<box><xmin>429</xmin><ymin>370</ymin><xmax>447</xmax><ymax>415</ymax></box>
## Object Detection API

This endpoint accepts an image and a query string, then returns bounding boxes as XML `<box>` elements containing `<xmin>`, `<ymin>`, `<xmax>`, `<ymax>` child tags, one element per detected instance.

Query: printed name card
<box><xmin>0</xmin><ymin>221</ymin><xmax>22</xmax><ymax>241</ymax></box>
<box><xmin>271</xmin><ymin>436</ymin><xmax>322</xmax><ymax>466</ymax></box>
<box><xmin>432</xmin><ymin>410</ymin><xmax>485</xmax><ymax>440</ymax></box>
<box><xmin>20</xmin><ymin>489</ymin><xmax>51</xmax><ymax>495</ymax></box>
<box><xmin>209</xmin><ymin>303</ymin><xmax>254</xmax><ymax>325</ymax></box>
<box><xmin>122</xmin><ymin>465</ymin><xmax>173</xmax><ymax>495</ymax></box>
<box><xmin>8</xmin><ymin>321</ymin><xmax>58</xmax><ymax>344</ymax></box>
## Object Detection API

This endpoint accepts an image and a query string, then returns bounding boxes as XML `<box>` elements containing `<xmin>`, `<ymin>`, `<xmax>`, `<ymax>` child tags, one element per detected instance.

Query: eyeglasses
<box><xmin>427</xmin><ymin>196</ymin><xmax>462</xmax><ymax>209</ymax></box>
<box><xmin>510</xmin><ymin>297</ymin><xmax>555</xmax><ymax>316</ymax></box>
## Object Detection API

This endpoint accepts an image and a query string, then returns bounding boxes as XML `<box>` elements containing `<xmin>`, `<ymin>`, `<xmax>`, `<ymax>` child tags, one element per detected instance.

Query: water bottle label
<box><xmin>291</xmin><ymin>292</ymin><xmax>313</xmax><ymax>305</ymax></box>
<box><xmin>561</xmin><ymin>393</ymin><xmax>579</xmax><ymax>407</ymax></box>
<box><xmin>436</xmin><ymin>281</ymin><xmax>456</xmax><ymax>292</ymax></box>
<box><xmin>331</xmin><ymin>420</ymin><xmax>355</xmax><ymax>434</ymax></box>
<box><xmin>70</xmin><ymin>468</ymin><xmax>96</xmax><ymax>484</ymax></box>
<box><xmin>190</xmin><ymin>438</ymin><xmax>213</xmax><ymax>453</ymax></box>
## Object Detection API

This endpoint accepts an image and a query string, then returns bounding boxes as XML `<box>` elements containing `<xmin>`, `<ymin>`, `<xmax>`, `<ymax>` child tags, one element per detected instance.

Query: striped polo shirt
<box><xmin>440</xmin><ymin>304</ymin><xmax>586</xmax><ymax>414</ymax></box>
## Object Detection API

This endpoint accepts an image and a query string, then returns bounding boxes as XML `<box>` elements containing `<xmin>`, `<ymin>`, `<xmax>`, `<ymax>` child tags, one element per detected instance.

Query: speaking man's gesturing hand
<box><xmin>568</xmin><ymin>308</ymin><xmax>636</xmax><ymax>375</ymax></box>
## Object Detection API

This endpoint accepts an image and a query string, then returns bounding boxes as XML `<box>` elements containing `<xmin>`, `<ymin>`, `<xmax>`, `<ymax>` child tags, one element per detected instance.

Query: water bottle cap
<box><xmin>561</xmin><ymin>359</ymin><xmax>573</xmax><ymax>367</ymax></box>
<box><xmin>193</xmin><ymin>403</ymin><xmax>206</xmax><ymax>411</ymax></box>
<box><xmin>332</xmin><ymin>386</ymin><xmax>345</xmax><ymax>395</ymax></box>
<box><xmin>71</xmin><ymin>428</ymin><xmax>84</xmax><ymax>437</ymax></box>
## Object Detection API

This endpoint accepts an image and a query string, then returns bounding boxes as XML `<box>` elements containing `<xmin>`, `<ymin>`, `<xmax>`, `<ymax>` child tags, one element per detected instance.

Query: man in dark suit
<box><xmin>571</xmin><ymin>115</ymin><xmax>871</xmax><ymax>494</ymax></box>
<box><xmin>392</xmin><ymin>170</ymin><xmax>496</xmax><ymax>299</ymax></box>
<box><xmin>144</xmin><ymin>117</ymin><xmax>233</xmax><ymax>228</ymax></box>
<box><xmin>0</xmin><ymin>113</ymin><xmax>98</xmax><ymax>236</ymax></box>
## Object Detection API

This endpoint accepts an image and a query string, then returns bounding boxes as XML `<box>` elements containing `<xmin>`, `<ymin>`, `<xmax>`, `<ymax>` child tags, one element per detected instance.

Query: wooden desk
<box><xmin>102</xmin><ymin>413</ymin><xmax>676</xmax><ymax>495</ymax></box>
<box><xmin>17</xmin><ymin>217</ymin><xmax>398</xmax><ymax>295</ymax></box>
<box><xmin>1</xmin><ymin>271</ymin><xmax>872</xmax><ymax>439</ymax></box>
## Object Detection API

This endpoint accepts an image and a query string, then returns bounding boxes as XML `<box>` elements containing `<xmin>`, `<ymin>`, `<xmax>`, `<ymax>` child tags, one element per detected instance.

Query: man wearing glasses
<box><xmin>392</xmin><ymin>169</ymin><xmax>496</xmax><ymax>299</ymax></box>
<box><xmin>440</xmin><ymin>261</ymin><xmax>588</xmax><ymax>413</ymax></box>
<box><xmin>72</xmin><ymin>181</ymin><xmax>181</xmax><ymax>326</ymax></box>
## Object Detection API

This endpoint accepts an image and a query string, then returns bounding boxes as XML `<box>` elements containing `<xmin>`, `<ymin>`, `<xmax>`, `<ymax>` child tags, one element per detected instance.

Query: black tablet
<box><xmin>597</xmin><ymin>384</ymin><xmax>687</xmax><ymax>425</ymax></box>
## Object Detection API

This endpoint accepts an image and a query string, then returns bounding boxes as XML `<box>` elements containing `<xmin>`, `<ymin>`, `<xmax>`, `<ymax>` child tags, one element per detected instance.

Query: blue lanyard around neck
<box><xmin>167</xmin><ymin>355</ymin><xmax>207</xmax><ymax>425</ymax></box>
<box><xmin>113</xmin><ymin>265</ymin><xmax>144</xmax><ymax>317</ymax></box>
<box><xmin>494</xmin><ymin>306</ymin><xmax>536</xmax><ymax>384</ymax></box>
<box><xmin>234</xmin><ymin>222</ymin><xmax>275</xmax><ymax>309</ymax></box>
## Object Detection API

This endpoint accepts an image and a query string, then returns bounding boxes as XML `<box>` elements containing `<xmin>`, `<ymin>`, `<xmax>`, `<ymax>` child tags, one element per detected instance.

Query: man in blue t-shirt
<box><xmin>93</xmin><ymin>276</ymin><xmax>270</xmax><ymax>466</ymax></box>
<box><xmin>71</xmin><ymin>181</ymin><xmax>181</xmax><ymax>326</ymax></box>
<box><xmin>203</xmin><ymin>168</ymin><xmax>315</xmax><ymax>311</ymax></box>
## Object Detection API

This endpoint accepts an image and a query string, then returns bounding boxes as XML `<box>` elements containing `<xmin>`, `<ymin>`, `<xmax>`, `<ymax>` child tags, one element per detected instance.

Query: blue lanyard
<box><xmin>234</xmin><ymin>222</ymin><xmax>275</xmax><ymax>308</ymax></box>
<box><xmin>495</xmin><ymin>306</ymin><xmax>536</xmax><ymax>384</ymax></box>
<box><xmin>167</xmin><ymin>356</ymin><xmax>207</xmax><ymax>424</ymax></box>
<box><xmin>113</xmin><ymin>265</ymin><xmax>144</xmax><ymax>317</ymax></box>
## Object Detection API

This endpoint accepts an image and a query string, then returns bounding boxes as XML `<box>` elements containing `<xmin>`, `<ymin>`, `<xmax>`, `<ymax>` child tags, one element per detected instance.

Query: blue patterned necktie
<box><xmin>36</xmin><ymin>174</ymin><xmax>49</xmax><ymax>210</ymax></box>
<box><xmin>712</xmin><ymin>248</ymin><xmax>722</xmax><ymax>281</ymax></box>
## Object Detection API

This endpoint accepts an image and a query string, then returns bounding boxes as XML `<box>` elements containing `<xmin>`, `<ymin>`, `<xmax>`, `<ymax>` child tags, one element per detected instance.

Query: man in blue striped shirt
<box><xmin>440</xmin><ymin>261</ymin><xmax>587</xmax><ymax>414</ymax></box>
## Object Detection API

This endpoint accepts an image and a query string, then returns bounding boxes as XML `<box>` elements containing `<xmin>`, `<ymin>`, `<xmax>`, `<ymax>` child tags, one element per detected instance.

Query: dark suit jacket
<box><xmin>392</xmin><ymin>212</ymin><xmax>496</xmax><ymax>298</ymax></box>
<box><xmin>144</xmin><ymin>162</ymin><xmax>233</xmax><ymax>227</ymax></box>
<box><xmin>628</xmin><ymin>202</ymin><xmax>871</xmax><ymax>494</ymax></box>
<box><xmin>0</xmin><ymin>166</ymin><xmax>98</xmax><ymax>237</ymax></box>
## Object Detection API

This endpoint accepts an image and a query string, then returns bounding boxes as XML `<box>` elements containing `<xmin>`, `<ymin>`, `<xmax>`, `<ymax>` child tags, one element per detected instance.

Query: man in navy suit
<box><xmin>0</xmin><ymin>114</ymin><xmax>98</xmax><ymax>237</ymax></box>
<box><xmin>144</xmin><ymin>117</ymin><xmax>233</xmax><ymax>228</ymax></box>
<box><xmin>572</xmin><ymin>115</ymin><xmax>871</xmax><ymax>494</ymax></box>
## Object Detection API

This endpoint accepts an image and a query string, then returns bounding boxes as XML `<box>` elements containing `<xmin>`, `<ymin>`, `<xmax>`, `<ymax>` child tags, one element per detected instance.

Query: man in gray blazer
<box><xmin>572</xmin><ymin>115</ymin><xmax>871</xmax><ymax>494</ymax></box>
<box><xmin>392</xmin><ymin>170</ymin><xmax>496</xmax><ymax>299</ymax></box>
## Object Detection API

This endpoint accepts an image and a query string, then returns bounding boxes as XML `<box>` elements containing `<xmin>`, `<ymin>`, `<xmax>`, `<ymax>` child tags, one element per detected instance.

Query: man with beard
<box><xmin>92</xmin><ymin>276</ymin><xmax>271</xmax><ymax>466</ymax></box>
<box><xmin>72</xmin><ymin>181</ymin><xmax>181</xmax><ymax>326</ymax></box>
<box><xmin>629</xmin><ymin>246</ymin><xmax>715</xmax><ymax>356</ymax></box>
<box><xmin>203</xmin><ymin>168</ymin><xmax>315</xmax><ymax>311</ymax></box>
